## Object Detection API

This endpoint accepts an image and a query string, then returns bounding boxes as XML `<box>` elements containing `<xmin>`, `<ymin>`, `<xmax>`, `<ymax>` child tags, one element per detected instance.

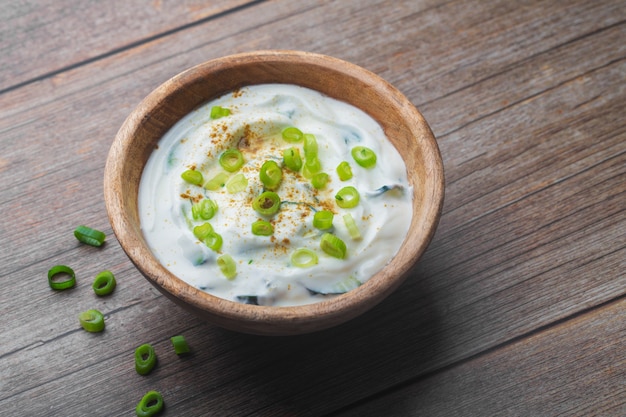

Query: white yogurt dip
<box><xmin>138</xmin><ymin>84</ymin><xmax>412</xmax><ymax>306</ymax></box>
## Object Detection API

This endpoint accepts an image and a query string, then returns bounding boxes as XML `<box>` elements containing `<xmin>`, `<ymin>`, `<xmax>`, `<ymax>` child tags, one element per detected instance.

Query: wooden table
<box><xmin>1</xmin><ymin>0</ymin><xmax>624</xmax><ymax>415</ymax></box>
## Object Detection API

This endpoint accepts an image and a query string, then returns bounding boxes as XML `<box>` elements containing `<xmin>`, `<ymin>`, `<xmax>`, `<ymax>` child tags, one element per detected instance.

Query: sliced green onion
<box><xmin>335</xmin><ymin>186</ymin><xmax>360</xmax><ymax>208</ymax></box>
<box><xmin>226</xmin><ymin>173</ymin><xmax>248</xmax><ymax>193</ymax></box>
<box><xmin>204</xmin><ymin>231</ymin><xmax>223</xmax><ymax>252</ymax></box>
<box><xmin>282</xmin><ymin>147</ymin><xmax>302</xmax><ymax>172</ymax></box>
<box><xmin>217</xmin><ymin>254</ymin><xmax>237</xmax><ymax>280</ymax></box>
<box><xmin>291</xmin><ymin>248</ymin><xmax>319</xmax><ymax>268</ymax></box>
<box><xmin>136</xmin><ymin>390</ymin><xmax>163</xmax><ymax>417</ymax></box>
<box><xmin>251</xmin><ymin>220</ymin><xmax>274</xmax><ymax>236</ymax></box>
<box><xmin>336</xmin><ymin>161</ymin><xmax>353</xmax><ymax>181</ymax></box>
<box><xmin>204</xmin><ymin>172</ymin><xmax>229</xmax><ymax>190</ymax></box>
<box><xmin>192</xmin><ymin>199</ymin><xmax>217</xmax><ymax>220</ymax></box>
<box><xmin>219</xmin><ymin>149</ymin><xmax>244</xmax><ymax>172</ymax></box>
<box><xmin>210</xmin><ymin>105</ymin><xmax>230</xmax><ymax>119</ymax></box>
<box><xmin>343</xmin><ymin>213</ymin><xmax>362</xmax><ymax>240</ymax></box>
<box><xmin>311</xmin><ymin>172</ymin><xmax>329</xmax><ymax>190</ymax></box>
<box><xmin>181</xmin><ymin>169</ymin><xmax>203</xmax><ymax>186</ymax></box>
<box><xmin>302</xmin><ymin>157</ymin><xmax>321</xmax><ymax>179</ymax></box>
<box><xmin>92</xmin><ymin>270</ymin><xmax>116</xmax><ymax>296</ymax></box>
<box><xmin>303</xmin><ymin>133</ymin><xmax>318</xmax><ymax>160</ymax></box>
<box><xmin>351</xmin><ymin>146</ymin><xmax>377</xmax><ymax>168</ymax></box>
<box><xmin>282</xmin><ymin>126</ymin><xmax>303</xmax><ymax>142</ymax></box>
<box><xmin>320</xmin><ymin>233</ymin><xmax>347</xmax><ymax>259</ymax></box>
<box><xmin>193</xmin><ymin>222</ymin><xmax>214</xmax><ymax>241</ymax></box>
<box><xmin>171</xmin><ymin>335</ymin><xmax>190</xmax><ymax>355</ymax></box>
<box><xmin>259</xmin><ymin>160</ymin><xmax>282</xmax><ymax>190</ymax></box>
<box><xmin>252</xmin><ymin>191</ymin><xmax>281</xmax><ymax>216</ymax></box>
<box><xmin>313</xmin><ymin>210</ymin><xmax>334</xmax><ymax>230</ymax></box>
<box><xmin>78</xmin><ymin>309</ymin><xmax>105</xmax><ymax>333</ymax></box>
<box><xmin>48</xmin><ymin>265</ymin><xmax>76</xmax><ymax>290</ymax></box>
<box><xmin>74</xmin><ymin>225</ymin><xmax>106</xmax><ymax>247</ymax></box>
<box><xmin>135</xmin><ymin>344</ymin><xmax>157</xmax><ymax>376</ymax></box>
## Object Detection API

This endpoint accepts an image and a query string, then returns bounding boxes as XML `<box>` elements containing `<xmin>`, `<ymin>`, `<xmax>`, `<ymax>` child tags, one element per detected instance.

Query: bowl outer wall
<box><xmin>103</xmin><ymin>50</ymin><xmax>444</xmax><ymax>335</ymax></box>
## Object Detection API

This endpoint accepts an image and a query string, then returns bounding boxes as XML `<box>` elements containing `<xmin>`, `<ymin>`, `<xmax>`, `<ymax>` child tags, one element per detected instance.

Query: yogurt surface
<box><xmin>138</xmin><ymin>84</ymin><xmax>413</xmax><ymax>306</ymax></box>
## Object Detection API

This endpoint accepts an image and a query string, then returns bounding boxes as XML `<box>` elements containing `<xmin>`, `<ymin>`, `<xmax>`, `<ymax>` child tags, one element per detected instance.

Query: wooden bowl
<box><xmin>104</xmin><ymin>50</ymin><xmax>444</xmax><ymax>335</ymax></box>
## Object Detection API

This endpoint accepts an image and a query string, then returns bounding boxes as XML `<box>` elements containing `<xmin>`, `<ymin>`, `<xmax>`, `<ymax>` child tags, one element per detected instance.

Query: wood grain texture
<box><xmin>0</xmin><ymin>0</ymin><xmax>624</xmax><ymax>415</ymax></box>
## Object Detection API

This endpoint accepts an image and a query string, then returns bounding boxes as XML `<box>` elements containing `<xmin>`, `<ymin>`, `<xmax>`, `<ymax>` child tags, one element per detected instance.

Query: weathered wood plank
<box><xmin>334</xmin><ymin>295</ymin><xmax>626</xmax><ymax>416</ymax></box>
<box><xmin>0</xmin><ymin>0</ymin><xmax>624</xmax><ymax>415</ymax></box>
<box><xmin>0</xmin><ymin>0</ymin><xmax>257</xmax><ymax>91</ymax></box>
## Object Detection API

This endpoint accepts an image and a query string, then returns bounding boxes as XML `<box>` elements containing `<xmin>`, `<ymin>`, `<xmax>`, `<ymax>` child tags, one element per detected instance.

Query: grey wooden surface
<box><xmin>1</xmin><ymin>0</ymin><xmax>624</xmax><ymax>415</ymax></box>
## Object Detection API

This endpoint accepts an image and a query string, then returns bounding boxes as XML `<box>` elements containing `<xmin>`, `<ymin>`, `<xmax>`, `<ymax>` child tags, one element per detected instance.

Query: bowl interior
<box><xmin>104</xmin><ymin>50</ymin><xmax>444</xmax><ymax>335</ymax></box>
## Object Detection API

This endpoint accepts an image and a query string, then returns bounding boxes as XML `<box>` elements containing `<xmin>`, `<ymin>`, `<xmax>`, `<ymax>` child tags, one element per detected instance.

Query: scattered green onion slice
<box><xmin>252</xmin><ymin>191</ymin><xmax>281</xmax><ymax>216</ymax></box>
<box><xmin>48</xmin><ymin>265</ymin><xmax>76</xmax><ymax>290</ymax></box>
<box><xmin>193</xmin><ymin>222</ymin><xmax>214</xmax><ymax>241</ymax></box>
<box><xmin>303</xmin><ymin>133</ymin><xmax>318</xmax><ymax>160</ymax></box>
<box><xmin>78</xmin><ymin>309</ymin><xmax>105</xmax><ymax>333</ymax></box>
<box><xmin>336</xmin><ymin>161</ymin><xmax>353</xmax><ymax>181</ymax></box>
<box><xmin>226</xmin><ymin>173</ymin><xmax>248</xmax><ymax>193</ymax></box>
<box><xmin>74</xmin><ymin>225</ymin><xmax>106</xmax><ymax>247</ymax></box>
<box><xmin>335</xmin><ymin>186</ymin><xmax>360</xmax><ymax>208</ymax></box>
<box><xmin>320</xmin><ymin>233</ymin><xmax>347</xmax><ymax>259</ymax></box>
<box><xmin>204</xmin><ymin>231</ymin><xmax>223</xmax><ymax>252</ymax></box>
<box><xmin>311</xmin><ymin>172</ymin><xmax>329</xmax><ymax>190</ymax></box>
<box><xmin>192</xmin><ymin>199</ymin><xmax>217</xmax><ymax>220</ymax></box>
<box><xmin>343</xmin><ymin>213</ymin><xmax>362</xmax><ymax>240</ymax></box>
<box><xmin>351</xmin><ymin>146</ymin><xmax>377</xmax><ymax>168</ymax></box>
<box><xmin>291</xmin><ymin>248</ymin><xmax>319</xmax><ymax>268</ymax></box>
<box><xmin>313</xmin><ymin>210</ymin><xmax>334</xmax><ymax>230</ymax></box>
<box><xmin>251</xmin><ymin>220</ymin><xmax>274</xmax><ymax>236</ymax></box>
<box><xmin>135</xmin><ymin>390</ymin><xmax>164</xmax><ymax>417</ymax></box>
<box><xmin>282</xmin><ymin>147</ymin><xmax>302</xmax><ymax>172</ymax></box>
<box><xmin>282</xmin><ymin>126</ymin><xmax>303</xmax><ymax>142</ymax></box>
<box><xmin>204</xmin><ymin>172</ymin><xmax>229</xmax><ymax>190</ymax></box>
<box><xmin>302</xmin><ymin>157</ymin><xmax>321</xmax><ymax>179</ymax></box>
<box><xmin>135</xmin><ymin>344</ymin><xmax>157</xmax><ymax>376</ymax></box>
<box><xmin>181</xmin><ymin>169</ymin><xmax>203</xmax><ymax>186</ymax></box>
<box><xmin>217</xmin><ymin>254</ymin><xmax>237</xmax><ymax>280</ymax></box>
<box><xmin>92</xmin><ymin>270</ymin><xmax>116</xmax><ymax>296</ymax></box>
<box><xmin>210</xmin><ymin>105</ymin><xmax>230</xmax><ymax>119</ymax></box>
<box><xmin>171</xmin><ymin>335</ymin><xmax>190</xmax><ymax>355</ymax></box>
<box><xmin>219</xmin><ymin>149</ymin><xmax>244</xmax><ymax>172</ymax></box>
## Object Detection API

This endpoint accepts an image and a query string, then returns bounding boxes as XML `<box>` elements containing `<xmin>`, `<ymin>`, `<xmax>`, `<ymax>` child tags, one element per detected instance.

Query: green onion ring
<box><xmin>219</xmin><ymin>149</ymin><xmax>244</xmax><ymax>172</ymax></box>
<box><xmin>135</xmin><ymin>390</ymin><xmax>164</xmax><ymax>417</ymax></box>
<box><xmin>311</xmin><ymin>172</ymin><xmax>329</xmax><ymax>190</ymax></box>
<box><xmin>351</xmin><ymin>146</ymin><xmax>377</xmax><ymax>168</ymax></box>
<box><xmin>181</xmin><ymin>169</ymin><xmax>203</xmax><ymax>186</ymax></box>
<box><xmin>217</xmin><ymin>254</ymin><xmax>237</xmax><ymax>280</ymax></box>
<box><xmin>74</xmin><ymin>225</ymin><xmax>106</xmax><ymax>247</ymax></box>
<box><xmin>251</xmin><ymin>220</ymin><xmax>274</xmax><ymax>236</ymax></box>
<box><xmin>252</xmin><ymin>191</ymin><xmax>281</xmax><ymax>216</ymax></box>
<box><xmin>282</xmin><ymin>147</ymin><xmax>302</xmax><ymax>172</ymax></box>
<box><xmin>335</xmin><ymin>186</ymin><xmax>360</xmax><ymax>208</ymax></box>
<box><xmin>204</xmin><ymin>231</ymin><xmax>223</xmax><ymax>252</ymax></box>
<box><xmin>171</xmin><ymin>335</ymin><xmax>190</xmax><ymax>355</ymax></box>
<box><xmin>320</xmin><ymin>233</ymin><xmax>347</xmax><ymax>259</ymax></box>
<box><xmin>313</xmin><ymin>210</ymin><xmax>334</xmax><ymax>230</ymax></box>
<box><xmin>303</xmin><ymin>133</ymin><xmax>318</xmax><ymax>160</ymax></box>
<box><xmin>78</xmin><ymin>309</ymin><xmax>105</xmax><ymax>333</ymax></box>
<box><xmin>291</xmin><ymin>248</ymin><xmax>319</xmax><ymax>268</ymax></box>
<box><xmin>204</xmin><ymin>172</ymin><xmax>229</xmax><ymax>190</ymax></box>
<box><xmin>343</xmin><ymin>213</ymin><xmax>362</xmax><ymax>240</ymax></box>
<box><xmin>92</xmin><ymin>270</ymin><xmax>116</xmax><ymax>296</ymax></box>
<box><xmin>336</xmin><ymin>161</ymin><xmax>353</xmax><ymax>181</ymax></box>
<box><xmin>302</xmin><ymin>157</ymin><xmax>321</xmax><ymax>179</ymax></box>
<box><xmin>259</xmin><ymin>160</ymin><xmax>282</xmax><ymax>190</ymax></box>
<box><xmin>281</xmin><ymin>126</ymin><xmax>303</xmax><ymax>142</ymax></box>
<box><xmin>135</xmin><ymin>343</ymin><xmax>157</xmax><ymax>376</ymax></box>
<box><xmin>226</xmin><ymin>173</ymin><xmax>248</xmax><ymax>193</ymax></box>
<box><xmin>48</xmin><ymin>265</ymin><xmax>76</xmax><ymax>290</ymax></box>
<box><xmin>193</xmin><ymin>222</ymin><xmax>214</xmax><ymax>241</ymax></box>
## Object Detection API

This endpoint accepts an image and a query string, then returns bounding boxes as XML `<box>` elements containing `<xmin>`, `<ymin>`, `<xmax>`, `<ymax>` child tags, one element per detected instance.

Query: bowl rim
<box><xmin>104</xmin><ymin>49</ymin><xmax>444</xmax><ymax>334</ymax></box>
